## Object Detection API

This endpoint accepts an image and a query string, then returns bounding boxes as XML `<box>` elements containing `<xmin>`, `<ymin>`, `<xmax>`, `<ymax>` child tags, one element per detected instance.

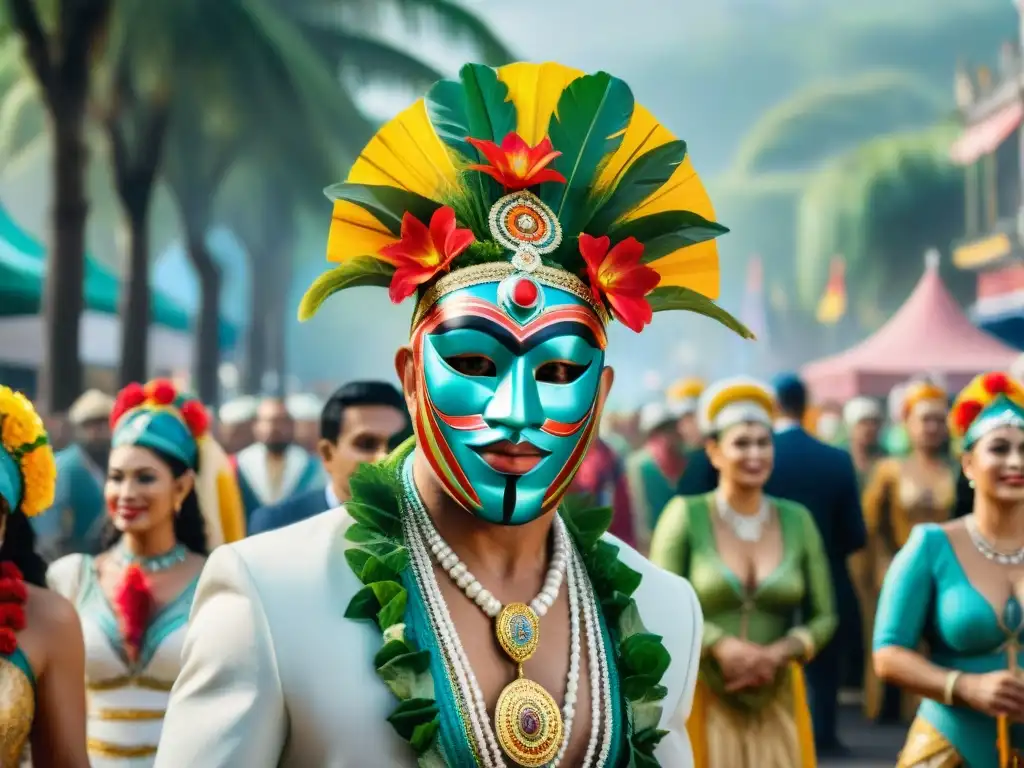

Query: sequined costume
<box><xmin>155</xmin><ymin>60</ymin><xmax>752</xmax><ymax>767</ymax></box>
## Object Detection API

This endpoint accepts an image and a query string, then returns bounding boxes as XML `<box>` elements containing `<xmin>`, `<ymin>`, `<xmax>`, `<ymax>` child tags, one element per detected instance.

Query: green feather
<box><xmin>587</xmin><ymin>140</ymin><xmax>687</xmax><ymax>232</ymax></box>
<box><xmin>609</xmin><ymin>210</ymin><xmax>729</xmax><ymax>262</ymax></box>
<box><xmin>325</xmin><ymin>182</ymin><xmax>441</xmax><ymax>236</ymax></box>
<box><xmin>297</xmin><ymin>257</ymin><xmax>394</xmax><ymax>321</ymax></box>
<box><xmin>543</xmin><ymin>72</ymin><xmax>634</xmax><ymax>235</ymax></box>
<box><xmin>647</xmin><ymin>286</ymin><xmax>754</xmax><ymax>339</ymax></box>
<box><xmin>425</xmin><ymin>78</ymin><xmax>475</xmax><ymax>159</ymax></box>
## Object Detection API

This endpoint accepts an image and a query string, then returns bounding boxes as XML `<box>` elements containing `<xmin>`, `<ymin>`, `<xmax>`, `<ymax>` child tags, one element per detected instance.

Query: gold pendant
<box><xmin>496</xmin><ymin>603</ymin><xmax>540</xmax><ymax>664</ymax></box>
<box><xmin>494</xmin><ymin>677</ymin><xmax>564</xmax><ymax>767</ymax></box>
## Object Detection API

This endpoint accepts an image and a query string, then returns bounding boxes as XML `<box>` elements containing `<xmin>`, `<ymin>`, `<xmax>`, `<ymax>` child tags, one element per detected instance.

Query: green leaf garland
<box><xmin>647</xmin><ymin>286</ymin><xmax>755</xmax><ymax>340</ymax></box>
<box><xmin>342</xmin><ymin>445</ymin><xmax>674</xmax><ymax>766</ymax></box>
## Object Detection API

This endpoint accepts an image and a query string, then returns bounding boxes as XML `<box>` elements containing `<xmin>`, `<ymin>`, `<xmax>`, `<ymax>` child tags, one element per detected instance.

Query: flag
<box><xmin>739</xmin><ymin>255</ymin><xmax>769</xmax><ymax>344</ymax></box>
<box><xmin>816</xmin><ymin>255</ymin><xmax>847</xmax><ymax>325</ymax></box>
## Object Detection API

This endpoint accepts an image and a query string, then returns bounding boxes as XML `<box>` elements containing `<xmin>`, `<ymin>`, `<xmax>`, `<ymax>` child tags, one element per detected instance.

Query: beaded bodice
<box><xmin>0</xmin><ymin>651</ymin><xmax>34</xmax><ymax>767</ymax></box>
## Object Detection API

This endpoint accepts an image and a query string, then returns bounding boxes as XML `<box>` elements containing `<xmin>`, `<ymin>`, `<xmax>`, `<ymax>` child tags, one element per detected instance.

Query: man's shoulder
<box><xmin>249</xmin><ymin>489</ymin><xmax>326</xmax><ymax>531</ymax></box>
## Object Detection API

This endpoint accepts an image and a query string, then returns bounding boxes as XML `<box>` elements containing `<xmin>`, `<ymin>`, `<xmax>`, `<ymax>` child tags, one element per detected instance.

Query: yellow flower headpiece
<box><xmin>0</xmin><ymin>386</ymin><xmax>56</xmax><ymax>517</ymax></box>
<box><xmin>668</xmin><ymin>377</ymin><xmax>705</xmax><ymax>402</ymax></box>
<box><xmin>902</xmin><ymin>380</ymin><xmax>947</xmax><ymax>421</ymax></box>
<box><xmin>698</xmin><ymin>377</ymin><xmax>776</xmax><ymax>435</ymax></box>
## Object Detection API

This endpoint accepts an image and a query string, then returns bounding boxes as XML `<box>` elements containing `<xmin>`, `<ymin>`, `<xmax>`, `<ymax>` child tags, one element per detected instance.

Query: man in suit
<box><xmin>248</xmin><ymin>382</ymin><xmax>408</xmax><ymax>534</ymax></box>
<box><xmin>768</xmin><ymin>373</ymin><xmax>866</xmax><ymax>758</ymax></box>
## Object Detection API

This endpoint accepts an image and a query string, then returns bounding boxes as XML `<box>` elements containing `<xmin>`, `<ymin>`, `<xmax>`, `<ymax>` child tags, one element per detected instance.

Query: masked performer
<box><xmin>651</xmin><ymin>378</ymin><xmax>835</xmax><ymax>768</ymax></box>
<box><xmin>47</xmin><ymin>380</ymin><xmax>242</xmax><ymax>766</ymax></box>
<box><xmin>862</xmin><ymin>378</ymin><xmax>956</xmax><ymax>723</ymax></box>
<box><xmin>154</xmin><ymin>60</ymin><xmax>753</xmax><ymax>767</ymax></box>
<box><xmin>0</xmin><ymin>386</ymin><xmax>89</xmax><ymax>767</ymax></box>
<box><xmin>874</xmin><ymin>372</ymin><xmax>1024</xmax><ymax>767</ymax></box>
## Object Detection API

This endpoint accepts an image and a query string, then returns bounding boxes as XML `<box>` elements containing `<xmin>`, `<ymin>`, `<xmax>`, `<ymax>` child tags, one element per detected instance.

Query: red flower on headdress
<box><xmin>952</xmin><ymin>399</ymin><xmax>984</xmax><ymax>435</ymax></box>
<box><xmin>378</xmin><ymin>206</ymin><xmax>476</xmax><ymax>304</ymax></box>
<box><xmin>110</xmin><ymin>382</ymin><xmax>147</xmax><ymax>429</ymax></box>
<box><xmin>145</xmin><ymin>379</ymin><xmax>177</xmax><ymax>406</ymax></box>
<box><xmin>579</xmin><ymin>234</ymin><xmax>661</xmax><ymax>333</ymax></box>
<box><xmin>180</xmin><ymin>399</ymin><xmax>210</xmax><ymax>438</ymax></box>
<box><xmin>466</xmin><ymin>132</ymin><xmax>567</xmax><ymax>191</ymax></box>
<box><xmin>981</xmin><ymin>372</ymin><xmax>1012</xmax><ymax>395</ymax></box>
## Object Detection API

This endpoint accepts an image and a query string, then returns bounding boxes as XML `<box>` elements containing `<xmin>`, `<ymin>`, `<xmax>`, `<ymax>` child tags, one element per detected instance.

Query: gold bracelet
<box><xmin>943</xmin><ymin>670</ymin><xmax>962</xmax><ymax>706</ymax></box>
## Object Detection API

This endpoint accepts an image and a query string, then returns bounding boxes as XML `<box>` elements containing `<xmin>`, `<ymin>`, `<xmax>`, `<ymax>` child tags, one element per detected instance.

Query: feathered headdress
<box><xmin>949</xmin><ymin>372</ymin><xmax>1024</xmax><ymax>450</ymax></box>
<box><xmin>299</xmin><ymin>61</ymin><xmax>751</xmax><ymax>338</ymax></box>
<box><xmin>0</xmin><ymin>386</ymin><xmax>55</xmax><ymax>517</ymax></box>
<box><xmin>111</xmin><ymin>380</ymin><xmax>246</xmax><ymax>546</ymax></box>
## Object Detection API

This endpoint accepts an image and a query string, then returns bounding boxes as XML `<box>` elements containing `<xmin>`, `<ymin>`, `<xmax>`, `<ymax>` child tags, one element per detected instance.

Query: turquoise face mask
<box><xmin>411</xmin><ymin>273</ymin><xmax>607</xmax><ymax>525</ymax></box>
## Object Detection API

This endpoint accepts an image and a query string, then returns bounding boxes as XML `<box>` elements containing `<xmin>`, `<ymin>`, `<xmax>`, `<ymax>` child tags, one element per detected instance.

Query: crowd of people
<box><xmin>3</xmin><ymin>57</ymin><xmax>1024</xmax><ymax>768</ymax></box>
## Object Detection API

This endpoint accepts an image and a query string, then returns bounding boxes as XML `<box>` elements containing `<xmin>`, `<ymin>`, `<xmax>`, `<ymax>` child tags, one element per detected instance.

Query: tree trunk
<box><xmin>116</xmin><ymin>203</ymin><xmax>150</xmax><ymax>385</ymax></box>
<box><xmin>38</xmin><ymin>106</ymin><xmax>88</xmax><ymax>412</ymax></box>
<box><xmin>244</xmin><ymin>249</ymin><xmax>268</xmax><ymax>394</ymax></box>
<box><xmin>186</xmin><ymin>228</ymin><xmax>222</xmax><ymax>407</ymax></box>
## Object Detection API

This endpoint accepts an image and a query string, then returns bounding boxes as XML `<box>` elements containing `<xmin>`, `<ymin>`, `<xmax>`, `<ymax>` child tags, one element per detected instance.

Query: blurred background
<box><xmin>0</xmin><ymin>0</ymin><xmax>1020</xmax><ymax>413</ymax></box>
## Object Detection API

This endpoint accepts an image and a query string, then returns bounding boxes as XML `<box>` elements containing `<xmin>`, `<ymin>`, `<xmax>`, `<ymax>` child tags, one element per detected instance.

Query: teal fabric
<box><xmin>113</xmin><ymin>408</ymin><xmax>198</xmax><ymax>468</ymax></box>
<box><xmin>4</xmin><ymin>646</ymin><xmax>35</xmax><ymax>688</ymax></box>
<box><xmin>0</xmin><ymin>447</ymin><xmax>21</xmax><ymax>513</ymax></box>
<box><xmin>963</xmin><ymin>395</ymin><xmax>1024</xmax><ymax>450</ymax></box>
<box><xmin>874</xmin><ymin>524</ymin><xmax>1024</xmax><ymax>766</ymax></box>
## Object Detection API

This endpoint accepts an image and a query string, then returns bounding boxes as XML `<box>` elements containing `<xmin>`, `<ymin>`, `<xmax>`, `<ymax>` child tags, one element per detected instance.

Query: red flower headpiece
<box><xmin>579</xmin><ymin>233</ymin><xmax>661</xmax><ymax>333</ymax></box>
<box><xmin>948</xmin><ymin>371</ymin><xmax>1024</xmax><ymax>439</ymax></box>
<box><xmin>110</xmin><ymin>379</ymin><xmax>210</xmax><ymax>439</ymax></box>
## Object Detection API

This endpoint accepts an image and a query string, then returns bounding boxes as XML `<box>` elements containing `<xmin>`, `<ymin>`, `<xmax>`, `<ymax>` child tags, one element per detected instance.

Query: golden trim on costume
<box><xmin>87</xmin><ymin>674</ymin><xmax>175</xmax><ymax>691</ymax></box>
<box><xmin>92</xmin><ymin>707</ymin><xmax>166</xmax><ymax>721</ymax></box>
<box><xmin>412</xmin><ymin>262</ymin><xmax>609</xmax><ymax>328</ymax></box>
<box><xmin>87</xmin><ymin>739</ymin><xmax>159</xmax><ymax>758</ymax></box>
<box><xmin>0</xmin><ymin>657</ymin><xmax>34</xmax><ymax>768</ymax></box>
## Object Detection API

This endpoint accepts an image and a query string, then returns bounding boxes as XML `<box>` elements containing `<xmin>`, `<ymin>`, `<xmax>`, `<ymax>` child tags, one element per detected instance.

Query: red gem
<box><xmin>511</xmin><ymin>278</ymin><xmax>539</xmax><ymax>308</ymax></box>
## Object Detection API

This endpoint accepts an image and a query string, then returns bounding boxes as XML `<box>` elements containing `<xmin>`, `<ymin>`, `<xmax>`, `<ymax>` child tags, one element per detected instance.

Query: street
<box><xmin>822</xmin><ymin>705</ymin><xmax>905</xmax><ymax>767</ymax></box>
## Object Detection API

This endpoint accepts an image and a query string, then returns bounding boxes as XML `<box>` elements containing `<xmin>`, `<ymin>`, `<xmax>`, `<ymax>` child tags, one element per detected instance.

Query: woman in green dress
<box><xmin>650</xmin><ymin>376</ymin><xmax>837</xmax><ymax>768</ymax></box>
<box><xmin>0</xmin><ymin>385</ymin><xmax>88</xmax><ymax>767</ymax></box>
<box><xmin>874</xmin><ymin>371</ymin><xmax>1024</xmax><ymax>766</ymax></box>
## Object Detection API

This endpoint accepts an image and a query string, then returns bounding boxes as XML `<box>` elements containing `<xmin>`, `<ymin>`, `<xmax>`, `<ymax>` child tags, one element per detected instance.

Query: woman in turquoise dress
<box><xmin>651</xmin><ymin>377</ymin><xmax>837</xmax><ymax>768</ymax></box>
<box><xmin>874</xmin><ymin>371</ymin><xmax>1024</xmax><ymax>766</ymax></box>
<box><xmin>48</xmin><ymin>380</ymin><xmax>222</xmax><ymax>766</ymax></box>
<box><xmin>0</xmin><ymin>385</ymin><xmax>89</xmax><ymax>767</ymax></box>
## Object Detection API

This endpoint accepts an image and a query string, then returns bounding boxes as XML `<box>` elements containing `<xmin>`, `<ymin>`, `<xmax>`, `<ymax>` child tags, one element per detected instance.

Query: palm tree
<box><xmin>4</xmin><ymin>0</ymin><xmax>111</xmax><ymax>412</ymax></box>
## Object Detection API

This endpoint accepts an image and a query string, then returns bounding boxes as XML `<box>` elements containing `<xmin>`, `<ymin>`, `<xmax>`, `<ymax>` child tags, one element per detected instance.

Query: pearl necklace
<box><xmin>400</xmin><ymin>464</ymin><xmax>612</xmax><ymax>766</ymax></box>
<box><xmin>111</xmin><ymin>541</ymin><xmax>188</xmax><ymax>572</ymax></box>
<box><xmin>966</xmin><ymin>515</ymin><xmax>1024</xmax><ymax>566</ymax></box>
<box><xmin>715</xmin><ymin>491</ymin><xmax>772</xmax><ymax>543</ymax></box>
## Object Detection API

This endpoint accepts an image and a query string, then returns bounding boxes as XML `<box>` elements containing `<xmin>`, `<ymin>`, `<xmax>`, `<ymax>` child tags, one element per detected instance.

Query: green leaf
<box><xmin>587</xmin><ymin>140</ymin><xmax>688</xmax><ymax>232</ymax></box>
<box><xmin>387</xmin><ymin>698</ymin><xmax>440</xmax><ymax>740</ymax></box>
<box><xmin>630</xmin><ymin>699</ymin><xmax>665</xmax><ymax>733</ymax></box>
<box><xmin>347</xmin><ymin>500</ymin><xmax>402</xmax><ymax>541</ymax></box>
<box><xmin>359</xmin><ymin>554</ymin><xmax>401</xmax><ymax>584</ymax></box>
<box><xmin>325</xmin><ymin>182</ymin><xmax>442</xmax><ymax>236</ymax></box>
<box><xmin>375</xmin><ymin>584</ymin><xmax>409</xmax><ymax>629</ymax></box>
<box><xmin>609</xmin><ymin>210</ymin><xmax>729</xmax><ymax>262</ymax></box>
<box><xmin>297</xmin><ymin>257</ymin><xmax>394</xmax><ymax>321</ymax></box>
<box><xmin>559</xmin><ymin>498</ymin><xmax>612</xmax><ymax>552</ymax></box>
<box><xmin>544</xmin><ymin>72</ymin><xmax>634</xmax><ymax>233</ymax></box>
<box><xmin>616</xmin><ymin>601</ymin><xmax>646</xmax><ymax>639</ymax></box>
<box><xmin>344</xmin><ymin>585</ymin><xmax>380</xmax><ymax>620</ymax></box>
<box><xmin>374</xmin><ymin>639</ymin><xmax>411</xmax><ymax>669</ymax></box>
<box><xmin>379</xmin><ymin>649</ymin><xmax>433</xmax><ymax>699</ymax></box>
<box><xmin>647</xmin><ymin>286</ymin><xmax>754</xmax><ymax>340</ymax></box>
<box><xmin>350</xmin><ymin>462</ymin><xmax>403</xmax><ymax>522</ymax></box>
<box><xmin>410</xmin><ymin>720</ymin><xmax>441</xmax><ymax>754</ymax></box>
<box><xmin>633</xmin><ymin>726</ymin><xmax>669</xmax><ymax>751</ymax></box>
<box><xmin>426</xmin><ymin>78</ymin><xmax>475</xmax><ymax>159</ymax></box>
<box><xmin>345</xmin><ymin>522</ymin><xmax>385</xmax><ymax>545</ymax></box>
<box><xmin>344</xmin><ymin>548</ymin><xmax>372</xmax><ymax>580</ymax></box>
<box><xmin>458</xmin><ymin>63</ymin><xmax>517</xmax><ymax>217</ymax></box>
<box><xmin>621</xmin><ymin>673</ymin><xmax>662</xmax><ymax>700</ymax></box>
<box><xmin>620</xmin><ymin>633</ymin><xmax>672</xmax><ymax>680</ymax></box>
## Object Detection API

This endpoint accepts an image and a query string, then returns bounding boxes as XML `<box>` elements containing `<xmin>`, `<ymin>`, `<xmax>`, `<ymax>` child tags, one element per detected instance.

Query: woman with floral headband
<box><xmin>0</xmin><ymin>385</ymin><xmax>89</xmax><ymax>767</ymax></box>
<box><xmin>651</xmin><ymin>377</ymin><xmax>836</xmax><ymax>768</ymax></box>
<box><xmin>874</xmin><ymin>371</ymin><xmax>1024</xmax><ymax>766</ymax></box>
<box><xmin>47</xmin><ymin>379</ymin><xmax>242</xmax><ymax>766</ymax></box>
<box><xmin>861</xmin><ymin>377</ymin><xmax>957</xmax><ymax>723</ymax></box>
<box><xmin>154</xmin><ymin>60</ymin><xmax>753</xmax><ymax>767</ymax></box>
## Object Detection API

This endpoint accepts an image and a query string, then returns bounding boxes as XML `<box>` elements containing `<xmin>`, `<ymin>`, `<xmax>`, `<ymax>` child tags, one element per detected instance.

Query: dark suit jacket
<box><xmin>248</xmin><ymin>488</ymin><xmax>329</xmax><ymax>535</ymax></box>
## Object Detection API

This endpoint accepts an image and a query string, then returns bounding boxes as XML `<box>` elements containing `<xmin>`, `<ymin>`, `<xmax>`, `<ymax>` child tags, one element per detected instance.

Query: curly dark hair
<box><xmin>0</xmin><ymin>497</ymin><xmax>49</xmax><ymax>587</ymax></box>
<box><xmin>101</xmin><ymin>448</ymin><xmax>208</xmax><ymax>555</ymax></box>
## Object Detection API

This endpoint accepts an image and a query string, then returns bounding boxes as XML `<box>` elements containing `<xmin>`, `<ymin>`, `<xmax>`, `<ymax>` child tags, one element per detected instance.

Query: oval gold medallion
<box><xmin>494</xmin><ymin>677</ymin><xmax>564</xmax><ymax>767</ymax></box>
<box><xmin>495</xmin><ymin>602</ymin><xmax>540</xmax><ymax>664</ymax></box>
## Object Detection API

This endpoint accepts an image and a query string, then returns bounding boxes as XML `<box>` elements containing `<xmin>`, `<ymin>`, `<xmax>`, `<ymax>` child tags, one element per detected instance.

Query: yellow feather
<box><xmin>326</xmin><ymin>201</ymin><xmax>397</xmax><ymax>264</ymax></box>
<box><xmin>347</xmin><ymin>100</ymin><xmax>458</xmax><ymax>199</ymax></box>
<box><xmin>498</xmin><ymin>62</ymin><xmax>583</xmax><ymax>146</ymax></box>
<box><xmin>647</xmin><ymin>241</ymin><xmax>719</xmax><ymax>298</ymax></box>
<box><xmin>594</xmin><ymin>104</ymin><xmax>675</xmax><ymax>194</ymax></box>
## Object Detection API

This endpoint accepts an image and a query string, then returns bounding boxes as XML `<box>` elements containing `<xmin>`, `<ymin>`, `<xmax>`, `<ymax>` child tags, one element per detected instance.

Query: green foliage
<box><xmin>609</xmin><ymin>210</ymin><xmax>729</xmax><ymax>262</ymax></box>
<box><xmin>794</xmin><ymin>124</ymin><xmax>969</xmax><ymax>323</ymax></box>
<box><xmin>732</xmin><ymin>71</ymin><xmax>946</xmax><ymax>176</ymax></box>
<box><xmin>325</xmin><ymin>183</ymin><xmax>442</xmax><ymax>236</ymax></box>
<box><xmin>543</xmin><ymin>72</ymin><xmax>634</xmax><ymax>234</ymax></box>
<box><xmin>587</xmin><ymin>140</ymin><xmax>688</xmax><ymax>233</ymax></box>
<box><xmin>647</xmin><ymin>286</ymin><xmax>754</xmax><ymax>340</ymax></box>
<box><xmin>297</xmin><ymin>257</ymin><xmax>394</xmax><ymax>321</ymax></box>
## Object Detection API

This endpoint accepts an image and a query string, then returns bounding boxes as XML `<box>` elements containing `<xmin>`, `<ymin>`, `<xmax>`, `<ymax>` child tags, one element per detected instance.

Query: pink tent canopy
<box><xmin>802</xmin><ymin>254</ymin><xmax>1019</xmax><ymax>401</ymax></box>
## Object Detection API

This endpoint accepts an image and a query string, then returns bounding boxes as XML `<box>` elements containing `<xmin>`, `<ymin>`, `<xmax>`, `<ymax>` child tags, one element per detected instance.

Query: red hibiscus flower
<box><xmin>953</xmin><ymin>399</ymin><xmax>983</xmax><ymax>435</ymax></box>
<box><xmin>579</xmin><ymin>234</ymin><xmax>661</xmax><ymax>333</ymax></box>
<box><xmin>378</xmin><ymin>207</ymin><xmax>476</xmax><ymax>304</ymax></box>
<box><xmin>466</xmin><ymin>132</ymin><xmax>567</xmax><ymax>191</ymax></box>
